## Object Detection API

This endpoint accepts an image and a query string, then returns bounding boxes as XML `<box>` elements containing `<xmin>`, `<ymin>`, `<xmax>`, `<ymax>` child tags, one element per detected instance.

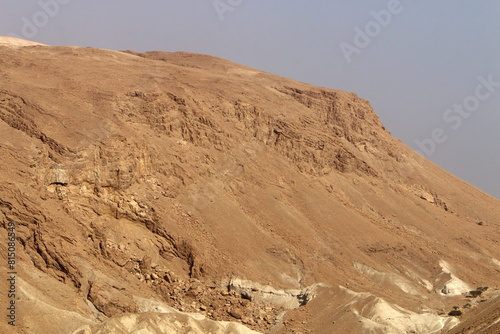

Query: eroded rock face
<box><xmin>227</xmin><ymin>278</ymin><xmax>319</xmax><ymax>309</ymax></box>
<box><xmin>0</xmin><ymin>40</ymin><xmax>499</xmax><ymax>334</ymax></box>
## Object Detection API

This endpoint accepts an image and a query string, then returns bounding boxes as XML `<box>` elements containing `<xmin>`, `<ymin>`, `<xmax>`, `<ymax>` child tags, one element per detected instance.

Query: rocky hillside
<box><xmin>0</xmin><ymin>37</ymin><xmax>499</xmax><ymax>334</ymax></box>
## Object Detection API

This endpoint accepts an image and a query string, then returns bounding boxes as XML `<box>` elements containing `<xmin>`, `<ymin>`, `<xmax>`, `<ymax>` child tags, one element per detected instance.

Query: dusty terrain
<box><xmin>0</xmin><ymin>37</ymin><xmax>499</xmax><ymax>333</ymax></box>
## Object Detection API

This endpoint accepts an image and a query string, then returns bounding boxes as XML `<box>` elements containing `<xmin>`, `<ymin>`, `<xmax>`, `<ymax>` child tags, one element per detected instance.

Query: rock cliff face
<box><xmin>0</xmin><ymin>38</ymin><xmax>499</xmax><ymax>334</ymax></box>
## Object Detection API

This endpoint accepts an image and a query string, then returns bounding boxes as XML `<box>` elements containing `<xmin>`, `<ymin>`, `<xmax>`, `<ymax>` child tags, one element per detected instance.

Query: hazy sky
<box><xmin>1</xmin><ymin>1</ymin><xmax>499</xmax><ymax>198</ymax></box>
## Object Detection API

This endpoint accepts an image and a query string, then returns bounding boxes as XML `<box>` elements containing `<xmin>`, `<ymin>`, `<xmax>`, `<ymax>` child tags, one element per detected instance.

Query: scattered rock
<box><xmin>139</xmin><ymin>256</ymin><xmax>152</xmax><ymax>274</ymax></box>
<box><xmin>468</xmin><ymin>290</ymin><xmax>483</xmax><ymax>298</ymax></box>
<box><xmin>241</xmin><ymin>316</ymin><xmax>251</xmax><ymax>324</ymax></box>
<box><xmin>229</xmin><ymin>308</ymin><xmax>243</xmax><ymax>319</ymax></box>
<box><xmin>163</xmin><ymin>271</ymin><xmax>175</xmax><ymax>283</ymax></box>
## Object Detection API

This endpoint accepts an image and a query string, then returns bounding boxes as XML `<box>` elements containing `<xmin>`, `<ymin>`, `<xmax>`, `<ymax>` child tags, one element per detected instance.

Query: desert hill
<box><xmin>0</xmin><ymin>38</ymin><xmax>499</xmax><ymax>333</ymax></box>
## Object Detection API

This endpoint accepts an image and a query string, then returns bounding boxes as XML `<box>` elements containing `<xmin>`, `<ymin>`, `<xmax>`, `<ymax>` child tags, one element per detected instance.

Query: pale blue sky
<box><xmin>1</xmin><ymin>1</ymin><xmax>499</xmax><ymax>198</ymax></box>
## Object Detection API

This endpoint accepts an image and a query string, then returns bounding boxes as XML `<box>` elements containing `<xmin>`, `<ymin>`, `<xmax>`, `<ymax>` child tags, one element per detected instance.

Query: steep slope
<box><xmin>0</xmin><ymin>40</ymin><xmax>499</xmax><ymax>334</ymax></box>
